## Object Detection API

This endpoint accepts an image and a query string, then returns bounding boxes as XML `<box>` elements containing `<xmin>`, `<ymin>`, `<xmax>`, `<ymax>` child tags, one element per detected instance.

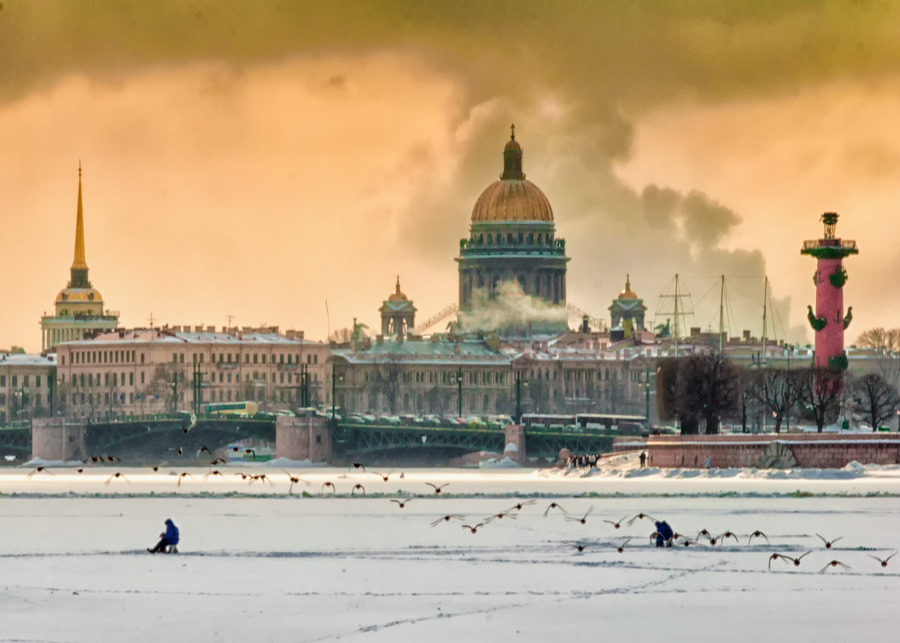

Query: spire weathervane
<box><xmin>510</xmin><ymin>123</ymin><xmax>515</xmax><ymax>140</ymax></box>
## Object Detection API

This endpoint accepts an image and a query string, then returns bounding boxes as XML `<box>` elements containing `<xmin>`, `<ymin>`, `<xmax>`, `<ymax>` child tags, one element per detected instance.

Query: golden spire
<box><xmin>71</xmin><ymin>162</ymin><xmax>88</xmax><ymax>271</ymax></box>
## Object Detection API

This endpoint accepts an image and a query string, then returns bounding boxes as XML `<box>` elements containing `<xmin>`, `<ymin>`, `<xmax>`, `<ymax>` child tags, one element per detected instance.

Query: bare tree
<box><xmin>849</xmin><ymin>372</ymin><xmax>899</xmax><ymax>430</ymax></box>
<box><xmin>749</xmin><ymin>368</ymin><xmax>803</xmax><ymax>433</ymax></box>
<box><xmin>328</xmin><ymin>327</ymin><xmax>354</xmax><ymax>344</ymax></box>
<box><xmin>674</xmin><ymin>353</ymin><xmax>739</xmax><ymax>434</ymax></box>
<box><xmin>797</xmin><ymin>368</ymin><xmax>843</xmax><ymax>432</ymax></box>
<box><xmin>372</xmin><ymin>353</ymin><xmax>403</xmax><ymax>415</ymax></box>
<box><xmin>856</xmin><ymin>328</ymin><xmax>900</xmax><ymax>387</ymax></box>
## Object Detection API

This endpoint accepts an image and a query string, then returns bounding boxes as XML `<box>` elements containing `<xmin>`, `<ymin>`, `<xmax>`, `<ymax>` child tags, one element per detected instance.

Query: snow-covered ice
<box><xmin>1</xmin><ymin>455</ymin><xmax>898</xmax><ymax>642</ymax></box>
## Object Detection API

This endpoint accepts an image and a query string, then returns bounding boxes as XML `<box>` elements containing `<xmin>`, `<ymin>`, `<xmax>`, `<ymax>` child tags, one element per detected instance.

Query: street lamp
<box><xmin>515</xmin><ymin>371</ymin><xmax>529</xmax><ymax>423</ymax></box>
<box><xmin>456</xmin><ymin>367</ymin><xmax>463</xmax><ymax>418</ymax></box>
<box><xmin>331</xmin><ymin>363</ymin><xmax>344</xmax><ymax>422</ymax></box>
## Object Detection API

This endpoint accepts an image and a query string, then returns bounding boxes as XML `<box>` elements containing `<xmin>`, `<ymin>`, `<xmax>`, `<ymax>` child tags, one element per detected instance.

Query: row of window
<box><xmin>0</xmin><ymin>374</ymin><xmax>47</xmax><ymax>388</ymax></box>
<box><xmin>0</xmin><ymin>392</ymin><xmax>44</xmax><ymax>406</ymax></box>
<box><xmin>62</xmin><ymin>349</ymin><xmax>323</xmax><ymax>368</ymax></box>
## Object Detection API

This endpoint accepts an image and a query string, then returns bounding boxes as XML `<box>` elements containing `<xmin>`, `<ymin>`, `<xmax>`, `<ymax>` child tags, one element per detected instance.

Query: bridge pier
<box><xmin>503</xmin><ymin>423</ymin><xmax>526</xmax><ymax>464</ymax></box>
<box><xmin>32</xmin><ymin>418</ymin><xmax>86</xmax><ymax>462</ymax></box>
<box><xmin>276</xmin><ymin>414</ymin><xmax>332</xmax><ymax>463</ymax></box>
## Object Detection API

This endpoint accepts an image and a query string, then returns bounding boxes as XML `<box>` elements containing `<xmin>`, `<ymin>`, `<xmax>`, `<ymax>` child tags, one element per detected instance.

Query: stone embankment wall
<box><xmin>647</xmin><ymin>433</ymin><xmax>900</xmax><ymax>469</ymax></box>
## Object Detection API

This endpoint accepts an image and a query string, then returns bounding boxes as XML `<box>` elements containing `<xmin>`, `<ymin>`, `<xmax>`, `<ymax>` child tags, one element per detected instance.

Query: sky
<box><xmin>2</xmin><ymin>1</ymin><xmax>899</xmax><ymax>353</ymax></box>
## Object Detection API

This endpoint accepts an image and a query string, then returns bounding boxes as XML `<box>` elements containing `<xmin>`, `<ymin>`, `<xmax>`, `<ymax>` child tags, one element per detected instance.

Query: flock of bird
<box><xmin>18</xmin><ymin>457</ymin><xmax>897</xmax><ymax>573</ymax></box>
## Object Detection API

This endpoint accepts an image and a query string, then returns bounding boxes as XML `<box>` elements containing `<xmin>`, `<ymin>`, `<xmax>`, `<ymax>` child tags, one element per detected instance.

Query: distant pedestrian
<box><xmin>704</xmin><ymin>456</ymin><xmax>711</xmax><ymax>469</ymax></box>
<box><xmin>639</xmin><ymin>452</ymin><xmax>646</xmax><ymax>468</ymax></box>
<box><xmin>147</xmin><ymin>518</ymin><xmax>180</xmax><ymax>554</ymax></box>
<box><xmin>655</xmin><ymin>520</ymin><xmax>674</xmax><ymax>548</ymax></box>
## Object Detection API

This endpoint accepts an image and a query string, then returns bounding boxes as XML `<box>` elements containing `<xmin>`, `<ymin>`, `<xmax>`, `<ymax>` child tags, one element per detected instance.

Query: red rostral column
<box><xmin>800</xmin><ymin>212</ymin><xmax>858</xmax><ymax>371</ymax></box>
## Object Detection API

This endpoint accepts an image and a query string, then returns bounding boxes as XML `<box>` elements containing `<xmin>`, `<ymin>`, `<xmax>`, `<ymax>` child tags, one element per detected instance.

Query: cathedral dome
<box><xmin>471</xmin><ymin>179</ymin><xmax>553</xmax><ymax>223</ymax></box>
<box><xmin>471</xmin><ymin>126</ymin><xmax>554</xmax><ymax>223</ymax></box>
<box><xmin>618</xmin><ymin>275</ymin><xmax>638</xmax><ymax>300</ymax></box>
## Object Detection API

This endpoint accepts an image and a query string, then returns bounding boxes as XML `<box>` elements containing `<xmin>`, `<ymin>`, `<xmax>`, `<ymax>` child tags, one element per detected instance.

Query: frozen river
<box><xmin>1</xmin><ymin>459</ymin><xmax>898</xmax><ymax>642</ymax></box>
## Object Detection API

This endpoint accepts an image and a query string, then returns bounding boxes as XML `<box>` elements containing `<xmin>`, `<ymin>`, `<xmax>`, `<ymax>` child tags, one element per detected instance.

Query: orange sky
<box><xmin>2</xmin><ymin>1</ymin><xmax>899</xmax><ymax>353</ymax></box>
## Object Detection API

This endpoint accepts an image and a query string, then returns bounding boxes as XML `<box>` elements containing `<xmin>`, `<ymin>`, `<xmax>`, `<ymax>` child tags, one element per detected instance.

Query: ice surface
<box><xmin>1</xmin><ymin>455</ymin><xmax>898</xmax><ymax>642</ymax></box>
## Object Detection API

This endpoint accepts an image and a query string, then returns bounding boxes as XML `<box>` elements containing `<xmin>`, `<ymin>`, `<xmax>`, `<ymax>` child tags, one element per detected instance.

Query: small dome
<box><xmin>618</xmin><ymin>274</ymin><xmax>638</xmax><ymax>300</ymax></box>
<box><xmin>56</xmin><ymin>287</ymin><xmax>103</xmax><ymax>303</ymax></box>
<box><xmin>387</xmin><ymin>276</ymin><xmax>408</xmax><ymax>301</ymax></box>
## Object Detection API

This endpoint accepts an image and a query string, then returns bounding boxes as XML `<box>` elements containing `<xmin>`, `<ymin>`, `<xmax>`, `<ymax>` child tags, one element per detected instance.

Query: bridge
<box><xmin>334</xmin><ymin>421</ymin><xmax>614</xmax><ymax>461</ymax></box>
<box><xmin>21</xmin><ymin>416</ymin><xmax>616</xmax><ymax>463</ymax></box>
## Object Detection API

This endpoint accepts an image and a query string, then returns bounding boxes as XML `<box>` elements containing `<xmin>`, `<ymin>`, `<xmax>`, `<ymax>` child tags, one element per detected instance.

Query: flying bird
<box><xmin>372</xmin><ymin>470</ymin><xmax>394</xmax><ymax>482</ymax></box>
<box><xmin>815</xmin><ymin>534</ymin><xmax>843</xmax><ymax>549</ymax></box>
<box><xmin>869</xmin><ymin>552</ymin><xmax>897</xmax><ymax>568</ymax></box>
<box><xmin>350</xmin><ymin>462</ymin><xmax>366</xmax><ymax>472</ymax></box>
<box><xmin>603</xmin><ymin>516</ymin><xmax>628</xmax><ymax>530</ymax></box>
<box><xmin>321</xmin><ymin>481</ymin><xmax>336</xmax><ymax>495</ymax></box>
<box><xmin>616</xmin><ymin>538</ymin><xmax>633</xmax><ymax>554</ymax></box>
<box><xmin>105</xmin><ymin>455</ymin><xmax>121</xmax><ymax>463</ymax></box>
<box><xmin>564</xmin><ymin>539</ymin><xmax>598</xmax><ymax>553</ymax></box>
<box><xmin>626</xmin><ymin>512</ymin><xmax>656</xmax><ymax>526</ymax></box>
<box><xmin>197</xmin><ymin>446</ymin><xmax>213</xmax><ymax>457</ymax></box>
<box><xmin>426</xmin><ymin>482</ymin><xmax>450</xmax><ymax>495</ymax></box>
<box><xmin>168</xmin><ymin>446</ymin><xmax>185</xmax><ymax>455</ymax></box>
<box><xmin>818</xmin><ymin>560</ymin><xmax>851</xmax><ymax>574</ymax></box>
<box><xmin>565</xmin><ymin>505</ymin><xmax>594</xmax><ymax>525</ymax></box>
<box><xmin>104</xmin><ymin>472</ymin><xmax>130</xmax><ymax>485</ymax></box>
<box><xmin>209</xmin><ymin>457</ymin><xmax>227</xmax><ymax>466</ymax></box>
<box><xmin>250</xmin><ymin>474</ymin><xmax>275</xmax><ymax>486</ymax></box>
<box><xmin>351</xmin><ymin>483</ymin><xmax>365</xmax><ymax>495</ymax></box>
<box><xmin>430</xmin><ymin>514</ymin><xmax>465</xmax><ymax>527</ymax></box>
<box><xmin>177</xmin><ymin>472</ymin><xmax>193</xmax><ymax>487</ymax></box>
<box><xmin>243</xmin><ymin>449</ymin><xmax>256</xmax><ymax>460</ymax></box>
<box><xmin>696</xmin><ymin>529</ymin><xmax>713</xmax><ymax>542</ymax></box>
<box><xmin>150</xmin><ymin>462</ymin><xmax>168</xmax><ymax>472</ymax></box>
<box><xmin>768</xmin><ymin>551</ymin><xmax>811</xmax><ymax>570</ymax></box>
<box><xmin>747</xmin><ymin>530</ymin><xmax>770</xmax><ymax>545</ymax></box>
<box><xmin>714</xmin><ymin>531</ymin><xmax>739</xmax><ymax>545</ymax></box>
<box><xmin>502</xmin><ymin>499</ymin><xmax>537</xmax><ymax>512</ymax></box>
<box><xmin>462</xmin><ymin>523</ymin><xmax>485</xmax><ymax>534</ymax></box>
<box><xmin>203</xmin><ymin>470</ymin><xmax>226</xmax><ymax>480</ymax></box>
<box><xmin>484</xmin><ymin>511</ymin><xmax>519</xmax><ymax>524</ymax></box>
<box><xmin>543</xmin><ymin>502</ymin><xmax>568</xmax><ymax>518</ymax></box>
<box><xmin>390</xmin><ymin>498</ymin><xmax>412</xmax><ymax>509</ymax></box>
<box><xmin>284</xmin><ymin>471</ymin><xmax>311</xmax><ymax>494</ymax></box>
<box><xmin>234</xmin><ymin>472</ymin><xmax>251</xmax><ymax>481</ymax></box>
<box><xmin>26</xmin><ymin>466</ymin><xmax>53</xmax><ymax>479</ymax></box>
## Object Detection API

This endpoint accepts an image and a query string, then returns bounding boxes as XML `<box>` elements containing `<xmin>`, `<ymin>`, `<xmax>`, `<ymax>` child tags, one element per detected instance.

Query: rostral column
<box><xmin>800</xmin><ymin>212</ymin><xmax>858</xmax><ymax>371</ymax></box>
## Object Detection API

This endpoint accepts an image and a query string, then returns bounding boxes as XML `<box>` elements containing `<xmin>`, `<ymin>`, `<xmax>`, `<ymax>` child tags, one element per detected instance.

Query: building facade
<box><xmin>456</xmin><ymin>127</ymin><xmax>569</xmax><ymax>334</ymax></box>
<box><xmin>0</xmin><ymin>352</ymin><xmax>57</xmax><ymax>424</ymax></box>
<box><xmin>40</xmin><ymin>165</ymin><xmax>119</xmax><ymax>351</ymax></box>
<box><xmin>54</xmin><ymin>327</ymin><xmax>329</xmax><ymax>420</ymax></box>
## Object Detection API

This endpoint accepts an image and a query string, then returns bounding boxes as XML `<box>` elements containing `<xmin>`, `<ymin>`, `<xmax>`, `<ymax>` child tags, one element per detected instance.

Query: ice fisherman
<box><xmin>147</xmin><ymin>518</ymin><xmax>180</xmax><ymax>554</ymax></box>
<box><xmin>655</xmin><ymin>520</ymin><xmax>674</xmax><ymax>548</ymax></box>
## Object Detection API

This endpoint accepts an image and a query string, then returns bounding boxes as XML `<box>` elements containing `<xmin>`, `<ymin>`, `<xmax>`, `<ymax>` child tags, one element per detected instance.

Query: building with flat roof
<box><xmin>54</xmin><ymin>326</ymin><xmax>328</xmax><ymax>420</ymax></box>
<box><xmin>0</xmin><ymin>352</ymin><xmax>57</xmax><ymax>424</ymax></box>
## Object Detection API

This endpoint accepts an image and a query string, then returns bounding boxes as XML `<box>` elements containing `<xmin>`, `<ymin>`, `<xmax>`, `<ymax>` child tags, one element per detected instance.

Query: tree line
<box><xmin>657</xmin><ymin>353</ymin><xmax>899</xmax><ymax>434</ymax></box>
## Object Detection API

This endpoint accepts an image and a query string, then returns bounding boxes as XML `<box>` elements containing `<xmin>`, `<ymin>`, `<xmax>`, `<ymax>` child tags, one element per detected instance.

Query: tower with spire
<box><xmin>40</xmin><ymin>165</ymin><xmax>119</xmax><ymax>352</ymax></box>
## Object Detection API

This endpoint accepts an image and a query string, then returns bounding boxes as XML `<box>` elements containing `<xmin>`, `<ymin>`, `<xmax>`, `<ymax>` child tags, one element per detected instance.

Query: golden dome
<box><xmin>471</xmin><ymin>125</ymin><xmax>554</xmax><ymax>223</ymax></box>
<box><xmin>618</xmin><ymin>274</ymin><xmax>638</xmax><ymax>300</ymax></box>
<box><xmin>387</xmin><ymin>276</ymin><xmax>408</xmax><ymax>301</ymax></box>
<box><xmin>471</xmin><ymin>180</ymin><xmax>554</xmax><ymax>223</ymax></box>
<box><xmin>56</xmin><ymin>287</ymin><xmax>103</xmax><ymax>303</ymax></box>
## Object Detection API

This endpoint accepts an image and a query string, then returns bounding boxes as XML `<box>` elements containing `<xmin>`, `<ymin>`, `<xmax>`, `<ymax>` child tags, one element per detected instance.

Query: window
<box><xmin>12</xmin><ymin>375</ymin><xmax>17</xmax><ymax>387</ymax></box>
<box><xmin>0</xmin><ymin>375</ymin><xmax>4</xmax><ymax>387</ymax></box>
<box><xmin>140</xmin><ymin>372</ymin><xmax>145</xmax><ymax>385</ymax></box>
<box><xmin>129</xmin><ymin>373</ymin><xmax>134</xmax><ymax>386</ymax></box>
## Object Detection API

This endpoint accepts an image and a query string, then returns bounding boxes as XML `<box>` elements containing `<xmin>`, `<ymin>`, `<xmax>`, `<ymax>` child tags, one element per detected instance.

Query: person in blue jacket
<box><xmin>655</xmin><ymin>520</ymin><xmax>674</xmax><ymax>548</ymax></box>
<box><xmin>147</xmin><ymin>518</ymin><xmax>180</xmax><ymax>554</ymax></box>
